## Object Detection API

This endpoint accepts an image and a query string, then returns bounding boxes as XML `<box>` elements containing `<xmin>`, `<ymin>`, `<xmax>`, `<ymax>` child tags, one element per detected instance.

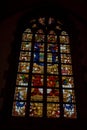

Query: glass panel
<box><xmin>12</xmin><ymin>101</ymin><xmax>26</xmax><ymax>116</ymax></box>
<box><xmin>47</xmin><ymin>89</ymin><xmax>59</xmax><ymax>102</ymax></box>
<box><xmin>48</xmin><ymin>18</ymin><xmax>55</xmax><ymax>25</ymax></box>
<box><xmin>47</xmin><ymin>43</ymin><xmax>58</xmax><ymax>52</ymax></box>
<box><xmin>18</xmin><ymin>62</ymin><xmax>30</xmax><ymax>73</ymax></box>
<box><xmin>61</xmin><ymin>31</ymin><xmax>68</xmax><ymax>35</ymax></box>
<box><xmin>14</xmin><ymin>87</ymin><xmax>28</xmax><ymax>100</ymax></box>
<box><xmin>21</xmin><ymin>42</ymin><xmax>32</xmax><ymax>51</ymax></box>
<box><xmin>31</xmin><ymin>75</ymin><xmax>43</xmax><ymax>87</ymax></box>
<box><xmin>47</xmin><ymin>76</ymin><xmax>59</xmax><ymax>88</ymax></box>
<box><xmin>38</xmin><ymin>17</ymin><xmax>45</xmax><ymax>25</ymax></box>
<box><xmin>19</xmin><ymin>51</ymin><xmax>31</xmax><ymax>61</ymax></box>
<box><xmin>47</xmin><ymin>103</ymin><xmax>60</xmax><ymax>118</ymax></box>
<box><xmin>61</xmin><ymin>65</ymin><xmax>72</xmax><ymax>75</ymax></box>
<box><xmin>63</xmin><ymin>89</ymin><xmax>75</xmax><ymax>103</ymax></box>
<box><xmin>47</xmin><ymin>31</ymin><xmax>57</xmax><ymax>43</ymax></box>
<box><xmin>32</xmin><ymin>63</ymin><xmax>44</xmax><ymax>74</ymax></box>
<box><xmin>61</xmin><ymin>54</ymin><xmax>71</xmax><ymax>64</ymax></box>
<box><xmin>22</xmin><ymin>33</ymin><xmax>32</xmax><ymax>41</ymax></box>
<box><xmin>33</xmin><ymin>52</ymin><xmax>44</xmax><ymax>62</ymax></box>
<box><xmin>59</xmin><ymin>36</ymin><xmax>69</xmax><ymax>44</ymax></box>
<box><xmin>47</xmin><ymin>53</ymin><xmax>58</xmax><ymax>63</ymax></box>
<box><xmin>34</xmin><ymin>42</ymin><xmax>44</xmax><ymax>52</ymax></box>
<box><xmin>47</xmin><ymin>64</ymin><xmax>58</xmax><ymax>74</ymax></box>
<box><xmin>24</xmin><ymin>28</ymin><xmax>32</xmax><ymax>33</ymax></box>
<box><xmin>29</xmin><ymin>103</ymin><xmax>43</xmax><ymax>117</ymax></box>
<box><xmin>16</xmin><ymin>74</ymin><xmax>29</xmax><ymax>86</ymax></box>
<box><xmin>62</xmin><ymin>76</ymin><xmax>74</xmax><ymax>88</ymax></box>
<box><xmin>63</xmin><ymin>104</ymin><xmax>77</xmax><ymax>118</ymax></box>
<box><xmin>35</xmin><ymin>29</ymin><xmax>45</xmax><ymax>42</ymax></box>
<box><xmin>31</xmin><ymin>88</ymin><xmax>43</xmax><ymax>101</ymax></box>
<box><xmin>60</xmin><ymin>45</ymin><xmax>70</xmax><ymax>53</ymax></box>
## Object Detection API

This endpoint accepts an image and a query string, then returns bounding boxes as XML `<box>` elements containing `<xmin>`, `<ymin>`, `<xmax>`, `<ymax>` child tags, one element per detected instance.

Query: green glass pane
<box><xmin>16</xmin><ymin>74</ymin><xmax>29</xmax><ymax>86</ymax></box>
<box><xmin>30</xmin><ymin>88</ymin><xmax>43</xmax><ymax>101</ymax></box>
<box><xmin>62</xmin><ymin>76</ymin><xmax>74</xmax><ymax>88</ymax></box>
<box><xmin>47</xmin><ymin>103</ymin><xmax>60</xmax><ymax>118</ymax></box>
<box><xmin>63</xmin><ymin>89</ymin><xmax>75</xmax><ymax>103</ymax></box>
<box><xmin>21</xmin><ymin>42</ymin><xmax>32</xmax><ymax>51</ymax></box>
<box><xmin>14</xmin><ymin>87</ymin><xmax>28</xmax><ymax>100</ymax></box>
<box><xmin>29</xmin><ymin>102</ymin><xmax>43</xmax><ymax>117</ymax></box>
<box><xmin>47</xmin><ymin>89</ymin><xmax>59</xmax><ymax>102</ymax></box>
<box><xmin>19</xmin><ymin>51</ymin><xmax>31</xmax><ymax>61</ymax></box>
<box><xmin>12</xmin><ymin>101</ymin><xmax>26</xmax><ymax>116</ymax></box>
<box><xmin>18</xmin><ymin>62</ymin><xmax>30</xmax><ymax>73</ymax></box>
<box><xmin>61</xmin><ymin>65</ymin><xmax>73</xmax><ymax>75</ymax></box>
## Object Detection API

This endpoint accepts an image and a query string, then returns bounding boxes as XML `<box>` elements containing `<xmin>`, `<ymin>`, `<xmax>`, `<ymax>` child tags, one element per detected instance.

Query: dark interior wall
<box><xmin>0</xmin><ymin>1</ymin><xmax>87</xmax><ymax>129</ymax></box>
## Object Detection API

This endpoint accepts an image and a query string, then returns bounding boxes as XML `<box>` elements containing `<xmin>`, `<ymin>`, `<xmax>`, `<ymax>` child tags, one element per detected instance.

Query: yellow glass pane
<box><xmin>30</xmin><ymin>88</ymin><xmax>43</xmax><ymax>101</ymax></box>
<box><xmin>47</xmin><ymin>103</ymin><xmax>60</xmax><ymax>118</ymax></box>
<box><xmin>29</xmin><ymin>103</ymin><xmax>43</xmax><ymax>117</ymax></box>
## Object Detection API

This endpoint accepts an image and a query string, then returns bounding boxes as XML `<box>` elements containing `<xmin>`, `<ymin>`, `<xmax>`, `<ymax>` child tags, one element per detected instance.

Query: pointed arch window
<box><xmin>12</xmin><ymin>17</ymin><xmax>77</xmax><ymax>118</ymax></box>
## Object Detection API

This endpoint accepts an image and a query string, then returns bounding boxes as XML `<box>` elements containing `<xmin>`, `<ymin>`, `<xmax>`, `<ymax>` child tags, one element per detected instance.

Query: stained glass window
<box><xmin>12</xmin><ymin>17</ymin><xmax>77</xmax><ymax>118</ymax></box>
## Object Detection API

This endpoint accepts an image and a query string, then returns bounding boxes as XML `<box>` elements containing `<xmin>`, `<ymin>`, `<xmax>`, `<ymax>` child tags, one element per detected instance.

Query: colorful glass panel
<box><xmin>34</xmin><ymin>42</ymin><xmax>44</xmax><ymax>52</ymax></box>
<box><xmin>47</xmin><ymin>64</ymin><xmax>58</xmax><ymax>74</ymax></box>
<box><xmin>47</xmin><ymin>53</ymin><xmax>58</xmax><ymax>63</ymax></box>
<box><xmin>33</xmin><ymin>52</ymin><xmax>44</xmax><ymax>62</ymax></box>
<box><xmin>32</xmin><ymin>63</ymin><xmax>44</xmax><ymax>74</ymax></box>
<box><xmin>18</xmin><ymin>62</ymin><xmax>30</xmax><ymax>73</ymax></box>
<box><xmin>60</xmin><ymin>45</ymin><xmax>70</xmax><ymax>53</ymax></box>
<box><xmin>63</xmin><ymin>89</ymin><xmax>75</xmax><ymax>103</ymax></box>
<box><xmin>21</xmin><ymin>42</ymin><xmax>32</xmax><ymax>51</ymax></box>
<box><xmin>12</xmin><ymin>17</ymin><xmax>77</xmax><ymax>119</ymax></box>
<box><xmin>47</xmin><ymin>103</ymin><xmax>60</xmax><ymax>118</ymax></box>
<box><xmin>22</xmin><ymin>33</ymin><xmax>32</xmax><ymax>41</ymax></box>
<box><xmin>61</xmin><ymin>65</ymin><xmax>72</xmax><ymax>75</ymax></box>
<box><xmin>14</xmin><ymin>87</ymin><xmax>28</xmax><ymax>100</ymax></box>
<box><xmin>31</xmin><ymin>75</ymin><xmax>43</xmax><ymax>87</ymax></box>
<box><xmin>16</xmin><ymin>74</ymin><xmax>29</xmax><ymax>86</ymax></box>
<box><xmin>47</xmin><ymin>31</ymin><xmax>57</xmax><ymax>43</ymax></box>
<box><xmin>35</xmin><ymin>29</ymin><xmax>45</xmax><ymax>42</ymax></box>
<box><xmin>31</xmin><ymin>88</ymin><xmax>43</xmax><ymax>101</ymax></box>
<box><xmin>29</xmin><ymin>103</ymin><xmax>43</xmax><ymax>117</ymax></box>
<box><xmin>62</xmin><ymin>76</ymin><xmax>74</xmax><ymax>88</ymax></box>
<box><xmin>59</xmin><ymin>36</ymin><xmax>69</xmax><ymax>44</ymax></box>
<box><xmin>38</xmin><ymin>17</ymin><xmax>45</xmax><ymax>25</ymax></box>
<box><xmin>63</xmin><ymin>104</ymin><xmax>77</xmax><ymax>118</ymax></box>
<box><xmin>19</xmin><ymin>51</ymin><xmax>31</xmax><ymax>61</ymax></box>
<box><xmin>47</xmin><ymin>43</ymin><xmax>58</xmax><ymax>52</ymax></box>
<box><xmin>47</xmin><ymin>76</ymin><xmax>59</xmax><ymax>88</ymax></box>
<box><xmin>61</xmin><ymin>54</ymin><xmax>71</xmax><ymax>64</ymax></box>
<box><xmin>12</xmin><ymin>101</ymin><xmax>26</xmax><ymax>116</ymax></box>
<box><xmin>47</xmin><ymin>89</ymin><xmax>59</xmax><ymax>102</ymax></box>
